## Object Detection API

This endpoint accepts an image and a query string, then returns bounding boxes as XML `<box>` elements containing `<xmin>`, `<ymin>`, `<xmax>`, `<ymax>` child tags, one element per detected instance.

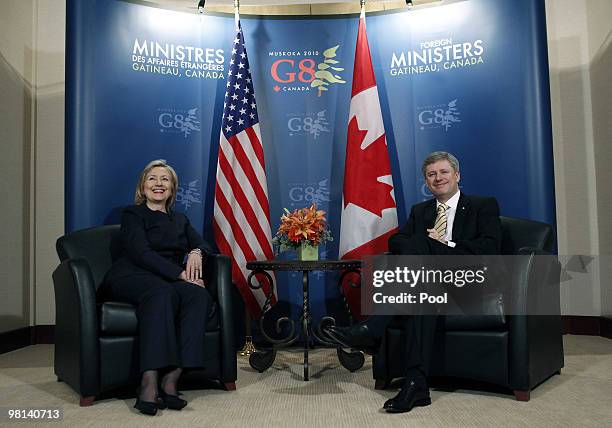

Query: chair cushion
<box><xmin>100</xmin><ymin>302</ymin><xmax>138</xmax><ymax>335</ymax></box>
<box><xmin>441</xmin><ymin>314</ymin><xmax>506</xmax><ymax>331</ymax></box>
<box><xmin>100</xmin><ymin>301</ymin><xmax>220</xmax><ymax>336</ymax></box>
<box><xmin>430</xmin><ymin>330</ymin><xmax>509</xmax><ymax>386</ymax></box>
<box><xmin>441</xmin><ymin>292</ymin><xmax>506</xmax><ymax>330</ymax></box>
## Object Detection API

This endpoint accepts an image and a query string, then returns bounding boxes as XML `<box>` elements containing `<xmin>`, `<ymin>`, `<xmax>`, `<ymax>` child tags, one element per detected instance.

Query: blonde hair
<box><xmin>134</xmin><ymin>159</ymin><xmax>179</xmax><ymax>211</ymax></box>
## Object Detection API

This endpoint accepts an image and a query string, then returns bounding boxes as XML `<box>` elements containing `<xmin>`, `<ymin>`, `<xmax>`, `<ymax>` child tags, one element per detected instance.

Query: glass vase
<box><xmin>297</xmin><ymin>243</ymin><xmax>318</xmax><ymax>261</ymax></box>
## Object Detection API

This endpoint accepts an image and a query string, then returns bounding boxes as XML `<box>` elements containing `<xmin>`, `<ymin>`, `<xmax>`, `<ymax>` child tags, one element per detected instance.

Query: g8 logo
<box><xmin>271</xmin><ymin>59</ymin><xmax>316</xmax><ymax>83</ymax></box>
<box><xmin>159</xmin><ymin>113</ymin><xmax>186</xmax><ymax>129</ymax></box>
<box><xmin>288</xmin><ymin>117</ymin><xmax>317</xmax><ymax>132</ymax></box>
<box><xmin>288</xmin><ymin>180</ymin><xmax>330</xmax><ymax>205</ymax></box>
<box><xmin>418</xmin><ymin>109</ymin><xmax>446</xmax><ymax>126</ymax></box>
<box><xmin>289</xmin><ymin>186</ymin><xmax>319</xmax><ymax>202</ymax></box>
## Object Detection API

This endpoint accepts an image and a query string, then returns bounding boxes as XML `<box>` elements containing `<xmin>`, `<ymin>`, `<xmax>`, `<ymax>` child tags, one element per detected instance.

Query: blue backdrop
<box><xmin>65</xmin><ymin>0</ymin><xmax>556</xmax><ymax>323</ymax></box>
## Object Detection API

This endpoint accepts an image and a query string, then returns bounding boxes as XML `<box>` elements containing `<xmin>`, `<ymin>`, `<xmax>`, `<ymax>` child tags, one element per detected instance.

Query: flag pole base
<box><xmin>238</xmin><ymin>336</ymin><xmax>256</xmax><ymax>356</ymax></box>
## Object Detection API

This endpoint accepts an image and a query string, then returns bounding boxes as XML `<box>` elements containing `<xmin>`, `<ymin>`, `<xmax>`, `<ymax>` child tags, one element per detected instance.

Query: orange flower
<box><xmin>274</xmin><ymin>204</ymin><xmax>332</xmax><ymax>249</ymax></box>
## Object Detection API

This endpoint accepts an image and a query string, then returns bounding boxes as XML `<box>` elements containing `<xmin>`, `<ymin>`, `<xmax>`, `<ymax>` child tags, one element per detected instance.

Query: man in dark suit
<box><xmin>326</xmin><ymin>151</ymin><xmax>502</xmax><ymax>413</ymax></box>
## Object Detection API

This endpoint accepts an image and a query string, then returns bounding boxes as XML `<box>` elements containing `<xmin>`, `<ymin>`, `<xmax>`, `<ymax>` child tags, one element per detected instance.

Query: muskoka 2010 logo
<box><xmin>269</xmin><ymin>46</ymin><xmax>346</xmax><ymax>95</ymax></box>
<box><xmin>157</xmin><ymin>107</ymin><xmax>201</xmax><ymax>138</ymax></box>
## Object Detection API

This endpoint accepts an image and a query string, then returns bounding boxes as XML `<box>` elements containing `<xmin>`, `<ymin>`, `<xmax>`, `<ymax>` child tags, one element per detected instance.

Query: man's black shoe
<box><xmin>383</xmin><ymin>379</ymin><xmax>431</xmax><ymax>413</ymax></box>
<box><xmin>324</xmin><ymin>324</ymin><xmax>379</xmax><ymax>354</ymax></box>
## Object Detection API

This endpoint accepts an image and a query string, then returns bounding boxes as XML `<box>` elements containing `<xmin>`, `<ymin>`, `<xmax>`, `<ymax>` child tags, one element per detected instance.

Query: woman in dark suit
<box><xmin>105</xmin><ymin>159</ymin><xmax>214</xmax><ymax>416</ymax></box>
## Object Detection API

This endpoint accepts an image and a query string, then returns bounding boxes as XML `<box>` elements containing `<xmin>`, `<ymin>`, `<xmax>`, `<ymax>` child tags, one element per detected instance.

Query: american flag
<box><xmin>213</xmin><ymin>18</ymin><xmax>276</xmax><ymax>318</ymax></box>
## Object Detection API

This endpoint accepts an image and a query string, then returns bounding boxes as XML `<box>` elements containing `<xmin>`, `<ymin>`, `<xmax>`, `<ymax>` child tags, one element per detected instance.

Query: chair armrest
<box><xmin>518</xmin><ymin>247</ymin><xmax>550</xmax><ymax>256</ymax></box>
<box><xmin>203</xmin><ymin>254</ymin><xmax>236</xmax><ymax>381</ymax></box>
<box><xmin>506</xmin><ymin>251</ymin><xmax>563</xmax><ymax>390</ymax></box>
<box><xmin>506</xmin><ymin>251</ymin><xmax>561</xmax><ymax>315</ymax></box>
<box><xmin>52</xmin><ymin>258</ymin><xmax>101</xmax><ymax>395</ymax></box>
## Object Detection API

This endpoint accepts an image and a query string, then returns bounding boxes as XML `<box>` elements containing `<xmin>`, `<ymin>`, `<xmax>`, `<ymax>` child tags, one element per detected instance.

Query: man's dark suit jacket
<box><xmin>389</xmin><ymin>193</ymin><xmax>502</xmax><ymax>255</ymax></box>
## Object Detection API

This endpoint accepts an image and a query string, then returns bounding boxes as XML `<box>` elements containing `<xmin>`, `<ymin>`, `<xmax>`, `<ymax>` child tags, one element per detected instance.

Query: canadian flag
<box><xmin>339</xmin><ymin>11</ymin><xmax>399</xmax><ymax>317</ymax></box>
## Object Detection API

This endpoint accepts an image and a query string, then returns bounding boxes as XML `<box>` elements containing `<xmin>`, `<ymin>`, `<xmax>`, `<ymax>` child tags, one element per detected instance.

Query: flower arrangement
<box><xmin>273</xmin><ymin>204</ymin><xmax>333</xmax><ymax>252</ymax></box>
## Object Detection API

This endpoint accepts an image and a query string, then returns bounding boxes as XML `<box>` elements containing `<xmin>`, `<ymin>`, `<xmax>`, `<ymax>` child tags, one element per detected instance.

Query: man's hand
<box><xmin>426</xmin><ymin>228</ymin><xmax>447</xmax><ymax>245</ymax></box>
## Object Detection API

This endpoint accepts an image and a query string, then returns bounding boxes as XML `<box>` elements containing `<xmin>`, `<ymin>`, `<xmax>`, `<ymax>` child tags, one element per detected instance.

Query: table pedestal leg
<box><xmin>247</xmin><ymin>261</ymin><xmax>363</xmax><ymax>379</ymax></box>
<box><xmin>247</xmin><ymin>269</ymin><xmax>297</xmax><ymax>373</ymax></box>
<box><xmin>302</xmin><ymin>270</ymin><xmax>309</xmax><ymax>381</ymax></box>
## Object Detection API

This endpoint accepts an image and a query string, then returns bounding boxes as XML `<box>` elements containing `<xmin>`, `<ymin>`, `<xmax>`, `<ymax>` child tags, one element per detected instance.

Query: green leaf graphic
<box><xmin>323</xmin><ymin>45</ymin><xmax>340</xmax><ymax>58</ymax></box>
<box><xmin>314</xmin><ymin>70</ymin><xmax>346</xmax><ymax>84</ymax></box>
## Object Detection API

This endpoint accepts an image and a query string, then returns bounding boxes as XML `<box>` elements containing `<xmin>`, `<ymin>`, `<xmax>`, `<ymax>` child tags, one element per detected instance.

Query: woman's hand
<box><xmin>185</xmin><ymin>250</ymin><xmax>203</xmax><ymax>281</ymax></box>
<box><xmin>180</xmin><ymin>270</ymin><xmax>205</xmax><ymax>288</ymax></box>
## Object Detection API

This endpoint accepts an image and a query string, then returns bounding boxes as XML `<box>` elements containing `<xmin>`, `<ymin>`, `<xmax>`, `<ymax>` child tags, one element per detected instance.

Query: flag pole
<box><xmin>231</xmin><ymin>0</ymin><xmax>257</xmax><ymax>357</ymax></box>
<box><xmin>338</xmin><ymin>0</ymin><xmax>399</xmax><ymax>318</ymax></box>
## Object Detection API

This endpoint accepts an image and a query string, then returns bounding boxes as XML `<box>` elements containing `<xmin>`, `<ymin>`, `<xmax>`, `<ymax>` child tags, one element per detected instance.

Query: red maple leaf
<box><xmin>343</xmin><ymin>116</ymin><xmax>396</xmax><ymax>217</ymax></box>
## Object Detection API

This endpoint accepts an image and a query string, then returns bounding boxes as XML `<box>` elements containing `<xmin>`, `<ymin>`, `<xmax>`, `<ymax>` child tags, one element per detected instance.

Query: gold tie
<box><xmin>434</xmin><ymin>203</ymin><xmax>448</xmax><ymax>238</ymax></box>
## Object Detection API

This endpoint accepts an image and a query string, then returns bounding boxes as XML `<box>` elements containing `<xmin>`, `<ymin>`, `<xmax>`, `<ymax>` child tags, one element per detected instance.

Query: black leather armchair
<box><xmin>372</xmin><ymin>216</ymin><xmax>564</xmax><ymax>401</ymax></box>
<box><xmin>52</xmin><ymin>225</ymin><xmax>237</xmax><ymax>406</ymax></box>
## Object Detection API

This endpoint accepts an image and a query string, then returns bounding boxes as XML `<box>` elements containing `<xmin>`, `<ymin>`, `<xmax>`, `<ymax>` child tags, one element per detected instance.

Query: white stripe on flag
<box><xmin>213</xmin><ymin>199</ymin><xmax>268</xmax><ymax>307</ymax></box>
<box><xmin>215</xmin><ymin>163</ymin><xmax>267</xmax><ymax>258</ymax></box>
<box><xmin>219</xmin><ymin>133</ymin><xmax>273</xmax><ymax>244</ymax></box>
<box><xmin>235</xmin><ymin>129</ymin><xmax>269</xmax><ymax>199</ymax></box>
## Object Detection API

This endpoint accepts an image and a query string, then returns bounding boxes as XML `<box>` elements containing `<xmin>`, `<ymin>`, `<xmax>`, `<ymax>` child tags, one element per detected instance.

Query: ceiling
<box><xmin>149</xmin><ymin>0</ymin><xmax>392</xmax><ymax>7</ymax></box>
<box><xmin>143</xmin><ymin>0</ymin><xmax>432</xmax><ymax>12</ymax></box>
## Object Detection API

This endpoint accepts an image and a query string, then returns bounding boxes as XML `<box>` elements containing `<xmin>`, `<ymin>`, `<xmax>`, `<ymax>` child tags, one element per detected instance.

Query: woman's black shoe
<box><xmin>134</xmin><ymin>398</ymin><xmax>159</xmax><ymax>416</ymax></box>
<box><xmin>158</xmin><ymin>390</ymin><xmax>188</xmax><ymax>410</ymax></box>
